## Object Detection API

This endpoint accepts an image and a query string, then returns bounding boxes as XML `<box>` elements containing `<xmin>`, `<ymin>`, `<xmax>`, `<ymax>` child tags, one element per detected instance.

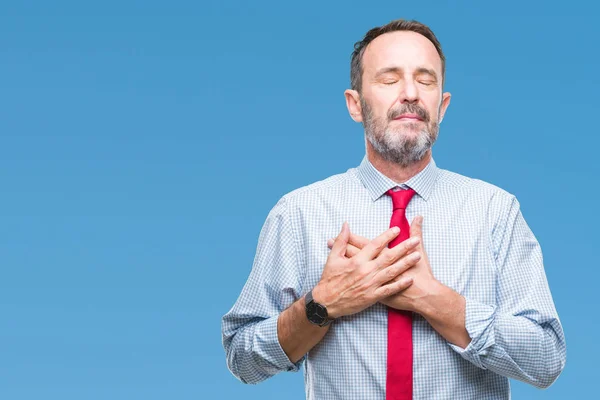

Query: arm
<box><xmin>221</xmin><ymin>198</ymin><xmax>306</xmax><ymax>384</ymax></box>
<box><xmin>445</xmin><ymin>196</ymin><xmax>566</xmax><ymax>389</ymax></box>
<box><xmin>411</xmin><ymin>282</ymin><xmax>470</xmax><ymax>348</ymax></box>
<box><xmin>223</xmin><ymin>199</ymin><xmax>421</xmax><ymax>384</ymax></box>
<box><xmin>331</xmin><ymin>200</ymin><xmax>567</xmax><ymax>388</ymax></box>
<box><xmin>277</xmin><ymin>296</ymin><xmax>330</xmax><ymax>363</ymax></box>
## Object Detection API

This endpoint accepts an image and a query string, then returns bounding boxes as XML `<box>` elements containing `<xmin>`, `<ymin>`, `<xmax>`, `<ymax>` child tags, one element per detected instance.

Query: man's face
<box><xmin>355</xmin><ymin>31</ymin><xmax>450</xmax><ymax>166</ymax></box>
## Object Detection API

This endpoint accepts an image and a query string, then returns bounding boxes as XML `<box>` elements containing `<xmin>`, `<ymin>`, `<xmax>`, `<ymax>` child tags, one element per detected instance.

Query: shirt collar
<box><xmin>356</xmin><ymin>155</ymin><xmax>440</xmax><ymax>202</ymax></box>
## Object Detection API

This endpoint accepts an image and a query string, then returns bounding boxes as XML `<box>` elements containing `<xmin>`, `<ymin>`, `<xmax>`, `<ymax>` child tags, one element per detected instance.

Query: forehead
<box><xmin>362</xmin><ymin>30</ymin><xmax>442</xmax><ymax>76</ymax></box>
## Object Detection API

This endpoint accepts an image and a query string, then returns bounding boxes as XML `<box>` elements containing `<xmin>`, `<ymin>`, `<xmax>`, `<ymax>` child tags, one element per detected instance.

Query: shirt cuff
<box><xmin>447</xmin><ymin>297</ymin><xmax>497</xmax><ymax>369</ymax></box>
<box><xmin>254</xmin><ymin>314</ymin><xmax>304</xmax><ymax>373</ymax></box>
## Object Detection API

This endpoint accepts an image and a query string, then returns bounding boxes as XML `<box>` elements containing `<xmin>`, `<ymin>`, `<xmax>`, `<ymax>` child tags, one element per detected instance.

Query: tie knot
<box><xmin>386</xmin><ymin>187</ymin><xmax>416</xmax><ymax>210</ymax></box>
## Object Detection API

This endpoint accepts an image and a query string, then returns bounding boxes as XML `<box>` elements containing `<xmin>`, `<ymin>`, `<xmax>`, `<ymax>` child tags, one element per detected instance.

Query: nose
<box><xmin>399</xmin><ymin>79</ymin><xmax>419</xmax><ymax>103</ymax></box>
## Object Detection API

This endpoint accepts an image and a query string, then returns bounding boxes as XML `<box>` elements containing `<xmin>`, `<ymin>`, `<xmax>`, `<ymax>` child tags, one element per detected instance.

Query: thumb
<box><xmin>331</xmin><ymin>222</ymin><xmax>350</xmax><ymax>257</ymax></box>
<box><xmin>410</xmin><ymin>215</ymin><xmax>424</xmax><ymax>245</ymax></box>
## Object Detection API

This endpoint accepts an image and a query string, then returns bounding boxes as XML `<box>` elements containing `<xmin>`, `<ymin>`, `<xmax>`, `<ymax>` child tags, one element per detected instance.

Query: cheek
<box><xmin>423</xmin><ymin>96</ymin><xmax>442</xmax><ymax>119</ymax></box>
<box><xmin>369</xmin><ymin>87</ymin><xmax>400</xmax><ymax>110</ymax></box>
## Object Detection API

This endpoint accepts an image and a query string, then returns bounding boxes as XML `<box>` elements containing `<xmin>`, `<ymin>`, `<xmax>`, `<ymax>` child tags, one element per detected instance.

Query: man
<box><xmin>221</xmin><ymin>19</ymin><xmax>566</xmax><ymax>399</ymax></box>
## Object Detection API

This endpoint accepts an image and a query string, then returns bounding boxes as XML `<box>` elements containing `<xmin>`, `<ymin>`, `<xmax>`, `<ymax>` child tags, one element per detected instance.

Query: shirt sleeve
<box><xmin>448</xmin><ymin>195</ymin><xmax>567</xmax><ymax>389</ymax></box>
<box><xmin>221</xmin><ymin>197</ymin><xmax>305</xmax><ymax>384</ymax></box>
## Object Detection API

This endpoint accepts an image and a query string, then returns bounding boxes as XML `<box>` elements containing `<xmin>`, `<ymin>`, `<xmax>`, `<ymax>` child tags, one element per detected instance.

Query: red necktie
<box><xmin>385</xmin><ymin>187</ymin><xmax>416</xmax><ymax>400</ymax></box>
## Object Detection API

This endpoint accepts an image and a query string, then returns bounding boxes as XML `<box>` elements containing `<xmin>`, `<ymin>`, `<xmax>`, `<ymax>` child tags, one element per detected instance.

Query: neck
<box><xmin>366</xmin><ymin>141</ymin><xmax>432</xmax><ymax>184</ymax></box>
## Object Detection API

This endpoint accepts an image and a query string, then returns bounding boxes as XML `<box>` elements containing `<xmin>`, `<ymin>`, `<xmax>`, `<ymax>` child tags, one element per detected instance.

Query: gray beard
<box><xmin>362</xmin><ymin>99</ymin><xmax>440</xmax><ymax>167</ymax></box>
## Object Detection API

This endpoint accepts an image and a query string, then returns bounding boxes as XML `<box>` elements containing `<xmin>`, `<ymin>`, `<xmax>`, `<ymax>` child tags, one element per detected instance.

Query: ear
<box><xmin>344</xmin><ymin>89</ymin><xmax>363</xmax><ymax>123</ymax></box>
<box><xmin>438</xmin><ymin>91</ymin><xmax>451</xmax><ymax>124</ymax></box>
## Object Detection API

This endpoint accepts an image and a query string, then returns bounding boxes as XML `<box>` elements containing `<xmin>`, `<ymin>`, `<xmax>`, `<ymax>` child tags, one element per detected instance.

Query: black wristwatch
<box><xmin>305</xmin><ymin>289</ymin><xmax>334</xmax><ymax>327</ymax></box>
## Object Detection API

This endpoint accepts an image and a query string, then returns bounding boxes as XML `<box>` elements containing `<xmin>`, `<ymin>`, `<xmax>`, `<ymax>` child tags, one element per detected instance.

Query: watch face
<box><xmin>307</xmin><ymin>301</ymin><xmax>327</xmax><ymax>324</ymax></box>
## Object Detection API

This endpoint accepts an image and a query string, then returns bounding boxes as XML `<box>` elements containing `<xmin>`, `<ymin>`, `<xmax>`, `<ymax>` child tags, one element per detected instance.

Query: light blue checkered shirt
<box><xmin>222</xmin><ymin>156</ymin><xmax>566</xmax><ymax>399</ymax></box>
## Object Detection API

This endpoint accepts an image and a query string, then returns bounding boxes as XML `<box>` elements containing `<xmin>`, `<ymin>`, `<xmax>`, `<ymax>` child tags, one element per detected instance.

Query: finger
<box><xmin>330</xmin><ymin>222</ymin><xmax>350</xmax><ymax>257</ymax></box>
<box><xmin>328</xmin><ymin>232</ymin><xmax>370</xmax><ymax>250</ymax></box>
<box><xmin>373</xmin><ymin>235</ymin><xmax>420</xmax><ymax>270</ymax></box>
<box><xmin>345</xmin><ymin>243</ymin><xmax>360</xmax><ymax>258</ymax></box>
<box><xmin>326</xmin><ymin>238</ymin><xmax>360</xmax><ymax>258</ymax></box>
<box><xmin>375</xmin><ymin>250</ymin><xmax>421</xmax><ymax>285</ymax></box>
<box><xmin>356</xmin><ymin>227</ymin><xmax>401</xmax><ymax>262</ymax></box>
<box><xmin>373</xmin><ymin>276</ymin><xmax>414</xmax><ymax>298</ymax></box>
<box><xmin>348</xmin><ymin>233</ymin><xmax>369</xmax><ymax>250</ymax></box>
<box><xmin>410</xmin><ymin>215</ymin><xmax>424</xmax><ymax>246</ymax></box>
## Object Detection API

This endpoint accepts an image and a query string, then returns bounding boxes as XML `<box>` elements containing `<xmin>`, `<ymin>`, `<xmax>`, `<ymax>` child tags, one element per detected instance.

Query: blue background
<box><xmin>1</xmin><ymin>1</ymin><xmax>597</xmax><ymax>398</ymax></box>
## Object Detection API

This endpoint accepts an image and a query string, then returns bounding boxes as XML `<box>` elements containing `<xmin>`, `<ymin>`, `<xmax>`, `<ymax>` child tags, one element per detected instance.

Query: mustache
<box><xmin>388</xmin><ymin>103</ymin><xmax>430</xmax><ymax>122</ymax></box>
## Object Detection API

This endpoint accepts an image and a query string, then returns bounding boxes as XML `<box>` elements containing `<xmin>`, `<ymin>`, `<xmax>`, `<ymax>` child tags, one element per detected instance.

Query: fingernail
<box><xmin>410</xmin><ymin>252</ymin><xmax>421</xmax><ymax>260</ymax></box>
<box><xmin>409</xmin><ymin>237</ymin><xmax>420</xmax><ymax>245</ymax></box>
<box><xmin>392</xmin><ymin>226</ymin><xmax>400</xmax><ymax>234</ymax></box>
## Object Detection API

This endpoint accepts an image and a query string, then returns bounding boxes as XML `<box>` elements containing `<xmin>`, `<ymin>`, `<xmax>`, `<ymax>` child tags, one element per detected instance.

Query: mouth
<box><xmin>393</xmin><ymin>113</ymin><xmax>423</xmax><ymax>122</ymax></box>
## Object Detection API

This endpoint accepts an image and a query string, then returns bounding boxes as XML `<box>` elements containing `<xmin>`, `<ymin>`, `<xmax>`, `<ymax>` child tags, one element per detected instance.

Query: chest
<box><xmin>295</xmin><ymin>195</ymin><xmax>498</xmax><ymax>306</ymax></box>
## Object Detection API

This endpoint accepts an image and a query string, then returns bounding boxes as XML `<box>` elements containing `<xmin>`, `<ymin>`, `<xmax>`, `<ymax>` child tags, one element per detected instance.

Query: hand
<box><xmin>327</xmin><ymin>218</ymin><xmax>469</xmax><ymax>348</ymax></box>
<box><xmin>327</xmin><ymin>216</ymin><xmax>440</xmax><ymax>313</ymax></box>
<box><xmin>313</xmin><ymin>222</ymin><xmax>422</xmax><ymax>319</ymax></box>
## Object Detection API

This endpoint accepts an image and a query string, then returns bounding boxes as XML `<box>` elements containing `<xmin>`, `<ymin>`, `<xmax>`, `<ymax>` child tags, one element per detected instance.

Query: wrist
<box><xmin>312</xmin><ymin>282</ymin><xmax>332</xmax><ymax>308</ymax></box>
<box><xmin>411</xmin><ymin>279</ymin><xmax>447</xmax><ymax>316</ymax></box>
<box><xmin>311</xmin><ymin>283</ymin><xmax>341</xmax><ymax>319</ymax></box>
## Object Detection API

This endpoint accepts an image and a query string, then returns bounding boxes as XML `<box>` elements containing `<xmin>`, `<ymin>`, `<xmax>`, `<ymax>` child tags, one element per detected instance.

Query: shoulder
<box><xmin>273</xmin><ymin>167</ymin><xmax>360</xmax><ymax>211</ymax></box>
<box><xmin>436</xmin><ymin>167</ymin><xmax>516</xmax><ymax>206</ymax></box>
<box><xmin>436</xmin><ymin>166</ymin><xmax>525</xmax><ymax>257</ymax></box>
<box><xmin>435</xmin><ymin>167</ymin><xmax>520</xmax><ymax>239</ymax></box>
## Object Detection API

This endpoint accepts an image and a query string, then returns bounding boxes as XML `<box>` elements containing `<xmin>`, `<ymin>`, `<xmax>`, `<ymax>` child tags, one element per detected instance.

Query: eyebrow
<box><xmin>374</xmin><ymin>66</ymin><xmax>438</xmax><ymax>81</ymax></box>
